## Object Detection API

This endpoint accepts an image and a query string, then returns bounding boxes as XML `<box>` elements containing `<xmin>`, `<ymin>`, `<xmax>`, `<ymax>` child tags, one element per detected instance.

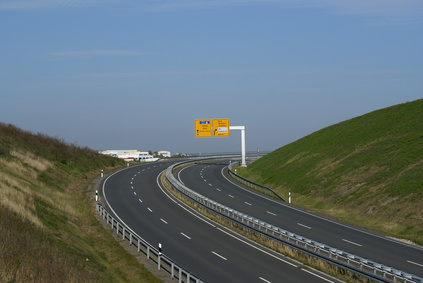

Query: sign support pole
<box><xmin>230</xmin><ymin>126</ymin><xmax>246</xmax><ymax>167</ymax></box>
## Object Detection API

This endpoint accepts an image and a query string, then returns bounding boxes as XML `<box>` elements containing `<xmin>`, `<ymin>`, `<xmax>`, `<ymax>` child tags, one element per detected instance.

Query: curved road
<box><xmin>177</xmin><ymin>161</ymin><xmax>423</xmax><ymax>278</ymax></box>
<box><xmin>101</xmin><ymin>162</ymin><xmax>341</xmax><ymax>283</ymax></box>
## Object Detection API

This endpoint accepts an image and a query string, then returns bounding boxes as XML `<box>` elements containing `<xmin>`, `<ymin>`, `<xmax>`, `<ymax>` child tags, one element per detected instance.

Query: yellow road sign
<box><xmin>212</xmin><ymin>119</ymin><xmax>230</xmax><ymax>137</ymax></box>
<box><xmin>195</xmin><ymin>119</ymin><xmax>212</xmax><ymax>137</ymax></box>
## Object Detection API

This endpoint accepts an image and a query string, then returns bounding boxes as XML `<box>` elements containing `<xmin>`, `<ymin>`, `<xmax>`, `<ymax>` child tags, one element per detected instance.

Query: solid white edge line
<box><xmin>172</xmin><ymin>165</ymin><xmax>312</xmax><ymax>269</ymax></box>
<box><xmin>156</xmin><ymin>172</ymin><xmax>216</xmax><ymax>228</ymax></box>
<box><xmin>160</xmin><ymin>164</ymin><xmax>348</xmax><ymax>282</ymax></box>
<box><xmin>156</xmin><ymin>166</ymin><xmax>338</xmax><ymax>279</ymax></box>
<box><xmin>221</xmin><ymin>165</ymin><xmax>423</xmax><ymax>250</ymax></box>
<box><xmin>216</xmin><ymin>227</ymin><xmax>298</xmax><ymax>268</ymax></box>
<box><xmin>102</xmin><ymin>165</ymin><xmax>150</xmax><ymax>244</ymax></box>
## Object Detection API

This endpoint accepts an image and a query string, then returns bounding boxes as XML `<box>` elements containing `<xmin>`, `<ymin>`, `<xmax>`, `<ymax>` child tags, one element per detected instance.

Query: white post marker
<box><xmin>289</xmin><ymin>192</ymin><xmax>291</xmax><ymax>204</ymax></box>
<box><xmin>95</xmin><ymin>190</ymin><xmax>98</xmax><ymax>202</ymax></box>
<box><xmin>158</xmin><ymin>243</ymin><xmax>162</xmax><ymax>270</ymax></box>
<box><xmin>127</xmin><ymin>162</ymin><xmax>129</xmax><ymax>167</ymax></box>
<box><xmin>229</xmin><ymin>126</ymin><xmax>246</xmax><ymax>167</ymax></box>
<box><xmin>101</xmin><ymin>169</ymin><xmax>103</xmax><ymax>178</ymax></box>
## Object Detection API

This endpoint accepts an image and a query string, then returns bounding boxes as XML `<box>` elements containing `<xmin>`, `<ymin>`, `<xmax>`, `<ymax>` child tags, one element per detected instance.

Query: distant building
<box><xmin>100</xmin><ymin>150</ymin><xmax>151</xmax><ymax>161</ymax></box>
<box><xmin>158</xmin><ymin>150</ymin><xmax>171</xmax><ymax>158</ymax></box>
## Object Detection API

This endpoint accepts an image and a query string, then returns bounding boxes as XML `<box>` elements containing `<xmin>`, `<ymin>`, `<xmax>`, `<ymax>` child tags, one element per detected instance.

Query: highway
<box><xmin>101</xmin><ymin>161</ymin><xmax>341</xmax><ymax>283</ymax></box>
<box><xmin>177</xmin><ymin>161</ymin><xmax>423</xmax><ymax>278</ymax></box>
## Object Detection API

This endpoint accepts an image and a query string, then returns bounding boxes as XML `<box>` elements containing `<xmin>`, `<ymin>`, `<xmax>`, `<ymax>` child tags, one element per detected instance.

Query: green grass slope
<box><xmin>238</xmin><ymin>99</ymin><xmax>423</xmax><ymax>245</ymax></box>
<box><xmin>0</xmin><ymin>123</ymin><xmax>162</xmax><ymax>282</ymax></box>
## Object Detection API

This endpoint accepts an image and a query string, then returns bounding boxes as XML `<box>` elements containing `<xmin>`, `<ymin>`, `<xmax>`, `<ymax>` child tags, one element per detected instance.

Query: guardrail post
<box><xmin>158</xmin><ymin>255</ymin><xmax>161</xmax><ymax>270</ymax></box>
<box><xmin>171</xmin><ymin>263</ymin><xmax>175</xmax><ymax>279</ymax></box>
<box><xmin>97</xmin><ymin>204</ymin><xmax>203</xmax><ymax>282</ymax></box>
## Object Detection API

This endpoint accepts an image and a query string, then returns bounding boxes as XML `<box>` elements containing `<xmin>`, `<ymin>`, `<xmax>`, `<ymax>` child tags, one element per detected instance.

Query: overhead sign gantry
<box><xmin>194</xmin><ymin>118</ymin><xmax>246</xmax><ymax>167</ymax></box>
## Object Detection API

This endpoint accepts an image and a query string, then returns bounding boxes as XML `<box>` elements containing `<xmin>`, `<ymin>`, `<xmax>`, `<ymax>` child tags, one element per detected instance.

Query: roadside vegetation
<box><xmin>0</xmin><ymin>123</ymin><xmax>162</xmax><ymax>282</ymax></box>
<box><xmin>236</xmin><ymin>99</ymin><xmax>423</xmax><ymax>245</ymax></box>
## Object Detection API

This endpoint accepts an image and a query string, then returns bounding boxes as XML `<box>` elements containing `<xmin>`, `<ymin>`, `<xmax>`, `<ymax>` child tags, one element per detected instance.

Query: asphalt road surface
<box><xmin>101</xmin><ymin>162</ymin><xmax>342</xmax><ymax>283</ymax></box>
<box><xmin>177</xmin><ymin>161</ymin><xmax>423</xmax><ymax>278</ymax></box>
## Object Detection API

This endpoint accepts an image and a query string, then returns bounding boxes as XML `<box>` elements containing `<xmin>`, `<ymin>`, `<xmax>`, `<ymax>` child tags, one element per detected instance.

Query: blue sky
<box><xmin>1</xmin><ymin>0</ymin><xmax>422</xmax><ymax>155</ymax></box>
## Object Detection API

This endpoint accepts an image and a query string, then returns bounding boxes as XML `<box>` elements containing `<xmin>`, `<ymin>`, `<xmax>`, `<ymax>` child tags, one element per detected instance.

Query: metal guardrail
<box><xmin>228</xmin><ymin>161</ymin><xmax>285</xmax><ymax>201</ymax></box>
<box><xmin>165</xmin><ymin>160</ymin><xmax>423</xmax><ymax>283</ymax></box>
<box><xmin>96</xmin><ymin>204</ymin><xmax>204</xmax><ymax>283</ymax></box>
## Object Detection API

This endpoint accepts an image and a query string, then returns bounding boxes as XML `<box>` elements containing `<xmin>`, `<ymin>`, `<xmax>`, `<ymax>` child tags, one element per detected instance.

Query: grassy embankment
<box><xmin>237</xmin><ymin>99</ymin><xmax>423</xmax><ymax>245</ymax></box>
<box><xmin>0</xmin><ymin>123</ymin><xmax>162</xmax><ymax>282</ymax></box>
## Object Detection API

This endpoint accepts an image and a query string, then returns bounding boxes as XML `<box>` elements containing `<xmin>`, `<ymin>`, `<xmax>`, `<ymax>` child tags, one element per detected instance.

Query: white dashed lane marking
<box><xmin>212</xmin><ymin>251</ymin><xmax>227</xmax><ymax>261</ymax></box>
<box><xmin>181</xmin><ymin>232</ymin><xmax>191</xmax><ymax>240</ymax></box>
<box><xmin>342</xmin><ymin>239</ymin><xmax>362</xmax><ymax>247</ymax></box>
<box><xmin>297</xmin><ymin>223</ymin><xmax>312</xmax><ymax>229</ymax></box>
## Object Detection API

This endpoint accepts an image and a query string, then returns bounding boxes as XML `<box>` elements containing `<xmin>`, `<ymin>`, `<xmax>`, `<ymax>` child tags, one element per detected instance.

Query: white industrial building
<box><xmin>157</xmin><ymin>151</ymin><xmax>171</xmax><ymax>158</ymax></box>
<box><xmin>100</xmin><ymin>150</ymin><xmax>155</xmax><ymax>162</ymax></box>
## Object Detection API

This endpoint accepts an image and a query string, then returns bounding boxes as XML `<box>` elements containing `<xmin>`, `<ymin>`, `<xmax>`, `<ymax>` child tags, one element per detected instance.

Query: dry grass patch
<box><xmin>0</xmin><ymin>171</ymin><xmax>42</xmax><ymax>228</ymax></box>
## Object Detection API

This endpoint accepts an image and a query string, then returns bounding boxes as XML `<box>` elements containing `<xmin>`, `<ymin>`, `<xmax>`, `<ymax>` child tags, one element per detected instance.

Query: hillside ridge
<box><xmin>238</xmin><ymin>99</ymin><xmax>423</xmax><ymax>245</ymax></box>
<box><xmin>0</xmin><ymin>123</ymin><xmax>161</xmax><ymax>282</ymax></box>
